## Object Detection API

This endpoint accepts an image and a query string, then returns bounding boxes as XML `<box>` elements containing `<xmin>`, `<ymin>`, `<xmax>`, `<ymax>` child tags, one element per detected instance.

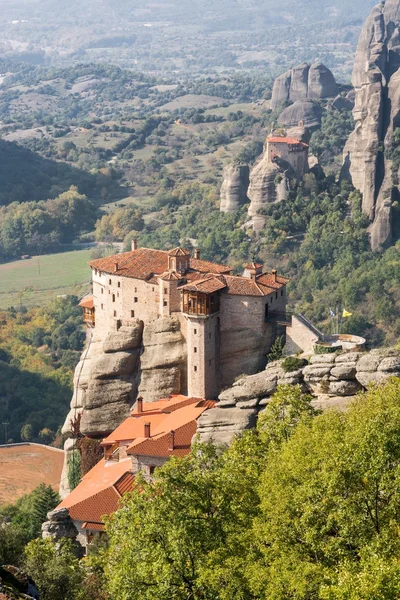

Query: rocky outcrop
<box><xmin>220</xmin><ymin>163</ymin><xmax>250</xmax><ymax>213</ymax></box>
<box><xmin>139</xmin><ymin>316</ymin><xmax>187</xmax><ymax>402</ymax></box>
<box><xmin>0</xmin><ymin>566</ymin><xmax>39</xmax><ymax>600</ymax></box>
<box><xmin>247</xmin><ymin>152</ymin><xmax>290</xmax><ymax>233</ymax></box>
<box><xmin>271</xmin><ymin>62</ymin><xmax>338</xmax><ymax>109</ymax></box>
<box><xmin>343</xmin><ymin>0</ymin><xmax>400</xmax><ymax>250</ymax></box>
<box><xmin>197</xmin><ymin>348</ymin><xmax>400</xmax><ymax>444</ymax></box>
<box><xmin>278</xmin><ymin>99</ymin><xmax>323</xmax><ymax>129</ymax></box>
<box><xmin>42</xmin><ymin>508</ymin><xmax>84</xmax><ymax>558</ymax></box>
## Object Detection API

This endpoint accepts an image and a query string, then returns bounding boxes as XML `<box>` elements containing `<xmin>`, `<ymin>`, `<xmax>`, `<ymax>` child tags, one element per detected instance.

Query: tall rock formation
<box><xmin>220</xmin><ymin>163</ymin><xmax>250</xmax><ymax>213</ymax></box>
<box><xmin>271</xmin><ymin>61</ymin><xmax>338</xmax><ymax>109</ymax></box>
<box><xmin>344</xmin><ymin>0</ymin><xmax>400</xmax><ymax>250</ymax></box>
<box><xmin>278</xmin><ymin>99</ymin><xmax>323</xmax><ymax>129</ymax></box>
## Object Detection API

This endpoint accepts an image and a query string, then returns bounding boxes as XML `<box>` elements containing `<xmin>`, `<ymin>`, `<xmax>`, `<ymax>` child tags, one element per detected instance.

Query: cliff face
<box><xmin>220</xmin><ymin>164</ymin><xmax>250</xmax><ymax>213</ymax></box>
<box><xmin>344</xmin><ymin>0</ymin><xmax>400</xmax><ymax>250</ymax></box>
<box><xmin>247</xmin><ymin>156</ymin><xmax>290</xmax><ymax>233</ymax></box>
<box><xmin>197</xmin><ymin>349</ymin><xmax>400</xmax><ymax>444</ymax></box>
<box><xmin>271</xmin><ymin>62</ymin><xmax>338</xmax><ymax>109</ymax></box>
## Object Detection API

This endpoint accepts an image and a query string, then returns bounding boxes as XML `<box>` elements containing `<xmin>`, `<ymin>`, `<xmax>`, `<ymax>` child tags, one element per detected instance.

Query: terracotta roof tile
<box><xmin>168</xmin><ymin>247</ymin><xmax>190</xmax><ymax>256</ymax></box>
<box><xmin>189</xmin><ymin>258</ymin><xmax>231</xmax><ymax>274</ymax></box>
<box><xmin>180</xmin><ymin>276</ymin><xmax>227</xmax><ymax>294</ymax></box>
<box><xmin>65</xmin><ymin>486</ymin><xmax>120</xmax><ymax>523</ymax></box>
<box><xmin>114</xmin><ymin>472</ymin><xmax>135</xmax><ymax>496</ymax></box>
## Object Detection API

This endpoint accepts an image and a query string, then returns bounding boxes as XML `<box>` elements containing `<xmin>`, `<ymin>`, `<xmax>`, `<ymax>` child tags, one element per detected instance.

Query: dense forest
<box><xmin>0</xmin><ymin>296</ymin><xmax>85</xmax><ymax>443</ymax></box>
<box><xmin>3</xmin><ymin>380</ymin><xmax>400</xmax><ymax>599</ymax></box>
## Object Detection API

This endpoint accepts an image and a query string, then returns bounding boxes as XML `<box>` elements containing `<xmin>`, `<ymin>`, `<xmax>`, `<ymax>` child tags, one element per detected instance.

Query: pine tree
<box><xmin>32</xmin><ymin>484</ymin><xmax>59</xmax><ymax>537</ymax></box>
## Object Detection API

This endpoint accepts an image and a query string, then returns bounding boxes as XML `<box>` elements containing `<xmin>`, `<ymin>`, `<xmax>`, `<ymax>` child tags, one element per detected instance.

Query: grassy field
<box><xmin>0</xmin><ymin>249</ymin><xmax>92</xmax><ymax>309</ymax></box>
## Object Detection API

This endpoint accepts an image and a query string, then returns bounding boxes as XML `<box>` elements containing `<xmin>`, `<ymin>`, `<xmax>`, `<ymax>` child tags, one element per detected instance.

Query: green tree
<box><xmin>25</xmin><ymin>538</ymin><xmax>84</xmax><ymax>600</ymax></box>
<box><xmin>20</xmin><ymin>423</ymin><xmax>33</xmax><ymax>441</ymax></box>
<box><xmin>68</xmin><ymin>449</ymin><xmax>82</xmax><ymax>491</ymax></box>
<box><xmin>32</xmin><ymin>484</ymin><xmax>59</xmax><ymax>535</ymax></box>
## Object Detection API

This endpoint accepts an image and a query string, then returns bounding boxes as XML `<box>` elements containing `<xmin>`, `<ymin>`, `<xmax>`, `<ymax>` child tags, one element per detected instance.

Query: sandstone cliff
<box><xmin>278</xmin><ymin>99</ymin><xmax>323</xmax><ymax>130</ymax></box>
<box><xmin>343</xmin><ymin>0</ymin><xmax>400</xmax><ymax>250</ymax></box>
<box><xmin>247</xmin><ymin>156</ymin><xmax>290</xmax><ymax>233</ymax></box>
<box><xmin>197</xmin><ymin>349</ymin><xmax>400</xmax><ymax>444</ymax></box>
<box><xmin>220</xmin><ymin>163</ymin><xmax>250</xmax><ymax>213</ymax></box>
<box><xmin>271</xmin><ymin>62</ymin><xmax>338</xmax><ymax>110</ymax></box>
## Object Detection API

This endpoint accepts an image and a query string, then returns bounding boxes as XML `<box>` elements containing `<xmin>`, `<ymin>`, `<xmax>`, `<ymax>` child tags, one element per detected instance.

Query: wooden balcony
<box><xmin>182</xmin><ymin>291</ymin><xmax>220</xmax><ymax>317</ymax></box>
<box><xmin>82</xmin><ymin>308</ymin><xmax>95</xmax><ymax>326</ymax></box>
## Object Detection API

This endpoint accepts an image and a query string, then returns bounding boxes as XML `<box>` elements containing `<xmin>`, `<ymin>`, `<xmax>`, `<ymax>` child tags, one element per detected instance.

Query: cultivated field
<box><xmin>0</xmin><ymin>249</ymin><xmax>92</xmax><ymax>309</ymax></box>
<box><xmin>0</xmin><ymin>444</ymin><xmax>64</xmax><ymax>505</ymax></box>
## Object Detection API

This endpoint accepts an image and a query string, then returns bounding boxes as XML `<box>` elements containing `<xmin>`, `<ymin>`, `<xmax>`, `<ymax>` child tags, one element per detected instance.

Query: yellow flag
<box><xmin>342</xmin><ymin>309</ymin><xmax>352</xmax><ymax>318</ymax></box>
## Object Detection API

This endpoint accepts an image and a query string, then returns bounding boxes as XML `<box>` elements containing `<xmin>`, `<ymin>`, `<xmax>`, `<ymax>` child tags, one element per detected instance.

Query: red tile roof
<box><xmin>268</xmin><ymin>136</ymin><xmax>308</xmax><ymax>147</ymax></box>
<box><xmin>89</xmin><ymin>248</ymin><xmax>231</xmax><ymax>280</ymax></box>
<box><xmin>168</xmin><ymin>247</ymin><xmax>190</xmax><ymax>256</ymax></box>
<box><xmin>180</xmin><ymin>276</ymin><xmax>227</xmax><ymax>294</ymax></box>
<box><xmin>82</xmin><ymin>521</ymin><xmax>105</xmax><ymax>532</ymax></box>
<box><xmin>57</xmin><ymin>395</ymin><xmax>215</xmax><ymax>527</ymax></box>
<box><xmin>79</xmin><ymin>296</ymin><xmax>94</xmax><ymax>309</ymax></box>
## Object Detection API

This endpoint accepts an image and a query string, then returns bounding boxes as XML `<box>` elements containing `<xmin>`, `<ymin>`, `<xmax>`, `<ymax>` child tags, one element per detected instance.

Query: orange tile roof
<box><xmin>57</xmin><ymin>458</ymin><xmax>135</xmax><ymax>524</ymax></box>
<box><xmin>58</xmin><ymin>396</ymin><xmax>215</xmax><ymax>527</ymax></box>
<box><xmin>79</xmin><ymin>295</ymin><xmax>94</xmax><ymax>309</ymax></box>
<box><xmin>189</xmin><ymin>257</ymin><xmax>231</xmax><ymax>274</ymax></box>
<box><xmin>268</xmin><ymin>136</ymin><xmax>308</xmax><ymax>147</ymax></box>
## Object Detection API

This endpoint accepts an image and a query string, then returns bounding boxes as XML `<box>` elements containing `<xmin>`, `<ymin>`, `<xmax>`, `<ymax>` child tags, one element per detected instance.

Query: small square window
<box><xmin>101</xmin><ymin>288</ymin><xmax>104</xmax><ymax>294</ymax></box>
<box><xmin>118</xmin><ymin>282</ymin><xmax>121</xmax><ymax>288</ymax></box>
<box><xmin>113</xmin><ymin>310</ymin><xmax>117</xmax><ymax>317</ymax></box>
<box><xmin>134</xmin><ymin>297</ymin><xmax>138</xmax><ymax>303</ymax></box>
<box><xmin>163</xmin><ymin>300</ymin><xmax>168</xmax><ymax>307</ymax></box>
<box><xmin>109</xmin><ymin>279</ymin><xmax>111</xmax><ymax>285</ymax></box>
<box><xmin>149</xmin><ymin>466</ymin><xmax>156</xmax><ymax>475</ymax></box>
<box><xmin>281</xmin><ymin>290</ymin><xmax>284</xmax><ymax>297</ymax></box>
<box><xmin>275</xmin><ymin>292</ymin><xmax>278</xmax><ymax>299</ymax></box>
<box><xmin>101</xmin><ymin>303</ymin><xmax>104</xmax><ymax>310</ymax></box>
<box><xmin>164</xmin><ymin>288</ymin><xmax>168</xmax><ymax>295</ymax></box>
<box><xmin>135</xmin><ymin>287</ymin><xmax>137</xmax><ymax>293</ymax></box>
<box><xmin>112</xmin><ymin>294</ymin><xmax>116</xmax><ymax>302</ymax></box>
<box><xmin>131</xmin><ymin>310</ymin><xmax>135</xmax><ymax>318</ymax></box>
<box><xmin>194</xmin><ymin>347</ymin><xmax>197</xmax><ymax>353</ymax></box>
<box><xmin>194</xmin><ymin>366</ymin><xmax>197</xmax><ymax>372</ymax></box>
<box><xmin>194</xmin><ymin>329</ymin><xmax>197</xmax><ymax>335</ymax></box>
<box><xmin>152</xmin><ymin>287</ymin><xmax>155</xmax><ymax>292</ymax></box>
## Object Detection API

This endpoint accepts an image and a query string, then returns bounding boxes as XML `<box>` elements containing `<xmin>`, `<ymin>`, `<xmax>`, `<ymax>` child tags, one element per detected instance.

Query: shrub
<box><xmin>281</xmin><ymin>357</ymin><xmax>308</xmax><ymax>373</ymax></box>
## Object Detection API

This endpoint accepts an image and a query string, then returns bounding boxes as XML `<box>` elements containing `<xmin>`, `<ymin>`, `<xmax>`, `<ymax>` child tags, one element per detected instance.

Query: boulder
<box><xmin>278</xmin><ymin>100</ymin><xmax>323</xmax><ymax>129</ymax></box>
<box><xmin>329</xmin><ymin>380</ymin><xmax>362</xmax><ymax>396</ymax></box>
<box><xmin>80</xmin><ymin>400</ymin><xmax>133</xmax><ymax>435</ymax></box>
<box><xmin>196</xmin><ymin>407</ymin><xmax>257</xmax><ymax>445</ymax></box>
<box><xmin>289</xmin><ymin>62</ymin><xmax>310</xmax><ymax>103</ymax></box>
<box><xmin>92</xmin><ymin>350</ymin><xmax>140</xmax><ymax>379</ymax></box>
<box><xmin>42</xmin><ymin>508</ymin><xmax>83</xmax><ymax>558</ymax></box>
<box><xmin>139</xmin><ymin>367</ymin><xmax>182</xmax><ymax>402</ymax></box>
<box><xmin>84</xmin><ymin>379</ymin><xmax>135</xmax><ymax>410</ymax></box>
<box><xmin>220</xmin><ymin>163</ymin><xmax>250</xmax><ymax>213</ymax></box>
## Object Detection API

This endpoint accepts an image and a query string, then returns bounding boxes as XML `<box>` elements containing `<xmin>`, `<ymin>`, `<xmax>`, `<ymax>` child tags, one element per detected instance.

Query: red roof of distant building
<box><xmin>268</xmin><ymin>136</ymin><xmax>308</xmax><ymax>148</ymax></box>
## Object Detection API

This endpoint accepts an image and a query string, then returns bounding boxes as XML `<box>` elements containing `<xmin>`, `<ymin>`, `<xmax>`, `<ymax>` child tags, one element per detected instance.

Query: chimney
<box><xmin>144</xmin><ymin>422</ymin><xmax>151</xmax><ymax>438</ymax></box>
<box><xmin>168</xmin><ymin>430</ymin><xmax>175</xmax><ymax>451</ymax></box>
<box><xmin>272</xmin><ymin>269</ymin><xmax>277</xmax><ymax>282</ymax></box>
<box><xmin>131</xmin><ymin>239</ymin><xmax>138</xmax><ymax>251</ymax></box>
<box><xmin>113</xmin><ymin>261</ymin><xmax>118</xmax><ymax>273</ymax></box>
<box><xmin>194</xmin><ymin>248</ymin><xmax>200</xmax><ymax>260</ymax></box>
<box><xmin>136</xmin><ymin>396</ymin><xmax>143</xmax><ymax>414</ymax></box>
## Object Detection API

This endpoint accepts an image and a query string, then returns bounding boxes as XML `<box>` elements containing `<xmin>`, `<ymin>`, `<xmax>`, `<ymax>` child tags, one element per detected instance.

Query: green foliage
<box><xmin>281</xmin><ymin>356</ymin><xmax>308</xmax><ymax>372</ymax></box>
<box><xmin>25</xmin><ymin>539</ymin><xmax>84</xmax><ymax>600</ymax></box>
<box><xmin>95</xmin><ymin>206</ymin><xmax>144</xmax><ymax>242</ymax></box>
<box><xmin>266</xmin><ymin>335</ymin><xmax>285</xmax><ymax>362</ymax></box>
<box><xmin>0</xmin><ymin>484</ymin><xmax>59</xmax><ymax>548</ymax></box>
<box><xmin>0</xmin><ymin>296</ymin><xmax>84</xmax><ymax>441</ymax></box>
<box><xmin>101</xmin><ymin>379</ymin><xmax>400</xmax><ymax>600</ymax></box>
<box><xmin>309</xmin><ymin>108</ymin><xmax>354</xmax><ymax>166</ymax></box>
<box><xmin>0</xmin><ymin>187</ymin><xmax>97</xmax><ymax>260</ymax></box>
<box><xmin>68</xmin><ymin>449</ymin><xmax>82</xmax><ymax>491</ymax></box>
